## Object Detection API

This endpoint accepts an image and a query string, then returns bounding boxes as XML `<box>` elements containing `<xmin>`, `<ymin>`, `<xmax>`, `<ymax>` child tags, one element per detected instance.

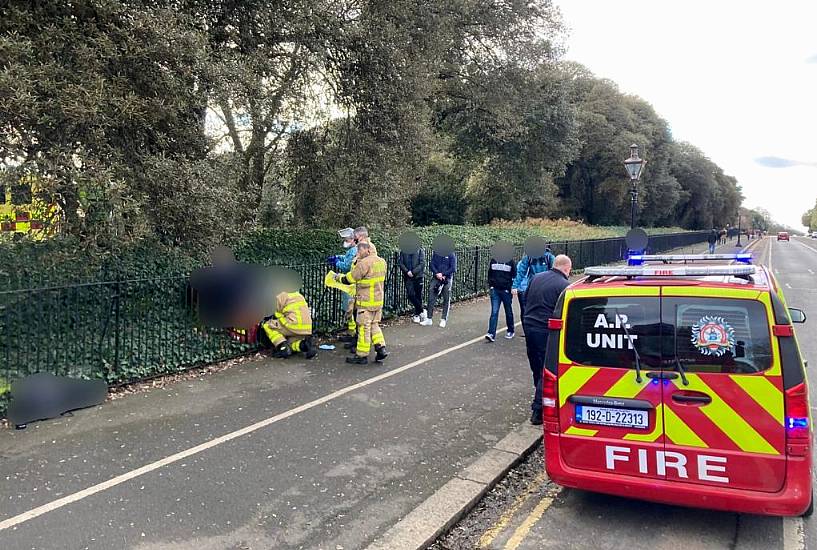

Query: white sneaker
<box><xmin>420</xmin><ymin>309</ymin><xmax>428</xmax><ymax>321</ymax></box>
<box><xmin>412</xmin><ymin>315</ymin><xmax>421</xmax><ymax>323</ymax></box>
<box><xmin>440</xmin><ymin>319</ymin><xmax>447</xmax><ymax>328</ymax></box>
<box><xmin>419</xmin><ymin>319</ymin><xmax>433</xmax><ymax>327</ymax></box>
<box><xmin>485</xmin><ymin>334</ymin><xmax>495</xmax><ymax>342</ymax></box>
<box><xmin>505</xmin><ymin>332</ymin><xmax>515</xmax><ymax>339</ymax></box>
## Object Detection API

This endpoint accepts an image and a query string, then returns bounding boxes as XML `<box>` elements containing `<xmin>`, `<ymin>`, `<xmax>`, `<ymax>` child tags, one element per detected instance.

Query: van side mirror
<box><xmin>789</xmin><ymin>308</ymin><xmax>807</xmax><ymax>324</ymax></box>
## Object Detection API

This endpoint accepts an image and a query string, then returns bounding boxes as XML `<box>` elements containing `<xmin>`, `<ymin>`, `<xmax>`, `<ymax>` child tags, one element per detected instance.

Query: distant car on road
<box><xmin>543</xmin><ymin>254</ymin><xmax>812</xmax><ymax>517</ymax></box>
<box><xmin>777</xmin><ymin>231</ymin><xmax>790</xmax><ymax>241</ymax></box>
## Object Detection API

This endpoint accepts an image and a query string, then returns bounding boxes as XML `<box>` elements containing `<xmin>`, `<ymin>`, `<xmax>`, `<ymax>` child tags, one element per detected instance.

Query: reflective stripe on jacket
<box><xmin>274</xmin><ymin>291</ymin><xmax>312</xmax><ymax>335</ymax></box>
<box><xmin>347</xmin><ymin>254</ymin><xmax>387</xmax><ymax>310</ymax></box>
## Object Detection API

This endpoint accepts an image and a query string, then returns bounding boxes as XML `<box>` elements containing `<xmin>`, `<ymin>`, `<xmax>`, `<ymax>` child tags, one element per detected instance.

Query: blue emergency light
<box><xmin>628</xmin><ymin>253</ymin><xmax>753</xmax><ymax>267</ymax></box>
<box><xmin>787</xmin><ymin>417</ymin><xmax>809</xmax><ymax>430</ymax></box>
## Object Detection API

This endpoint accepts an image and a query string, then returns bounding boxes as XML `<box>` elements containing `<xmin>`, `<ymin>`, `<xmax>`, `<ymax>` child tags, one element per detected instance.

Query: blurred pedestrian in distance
<box><xmin>708</xmin><ymin>229</ymin><xmax>718</xmax><ymax>254</ymax></box>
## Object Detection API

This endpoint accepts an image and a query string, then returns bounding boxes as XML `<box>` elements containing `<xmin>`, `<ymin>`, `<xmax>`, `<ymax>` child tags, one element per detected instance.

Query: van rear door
<box><xmin>661</xmin><ymin>291</ymin><xmax>786</xmax><ymax>492</ymax></box>
<box><xmin>558</xmin><ymin>288</ymin><xmax>666</xmax><ymax>480</ymax></box>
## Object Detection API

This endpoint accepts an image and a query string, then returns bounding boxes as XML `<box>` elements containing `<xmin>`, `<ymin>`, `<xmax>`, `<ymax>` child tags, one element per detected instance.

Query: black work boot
<box><xmin>530</xmin><ymin>409</ymin><xmax>543</xmax><ymax>426</ymax></box>
<box><xmin>273</xmin><ymin>342</ymin><xmax>292</xmax><ymax>359</ymax></box>
<box><xmin>303</xmin><ymin>337</ymin><xmax>318</xmax><ymax>360</ymax></box>
<box><xmin>346</xmin><ymin>355</ymin><xmax>368</xmax><ymax>365</ymax></box>
<box><xmin>374</xmin><ymin>345</ymin><xmax>389</xmax><ymax>363</ymax></box>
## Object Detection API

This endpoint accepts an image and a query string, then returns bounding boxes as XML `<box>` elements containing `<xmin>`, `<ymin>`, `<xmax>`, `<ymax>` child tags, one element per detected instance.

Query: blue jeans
<box><xmin>488</xmin><ymin>288</ymin><xmax>514</xmax><ymax>336</ymax></box>
<box><xmin>708</xmin><ymin>243</ymin><xmax>716</xmax><ymax>254</ymax></box>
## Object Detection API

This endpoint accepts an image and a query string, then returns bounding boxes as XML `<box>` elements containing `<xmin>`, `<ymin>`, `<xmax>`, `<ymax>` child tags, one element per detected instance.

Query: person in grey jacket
<box><xmin>398</xmin><ymin>247</ymin><xmax>426</xmax><ymax>323</ymax></box>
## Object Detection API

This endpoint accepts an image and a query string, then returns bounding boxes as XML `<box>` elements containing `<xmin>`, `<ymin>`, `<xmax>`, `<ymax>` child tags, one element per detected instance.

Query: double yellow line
<box><xmin>477</xmin><ymin>471</ymin><xmax>561</xmax><ymax>549</ymax></box>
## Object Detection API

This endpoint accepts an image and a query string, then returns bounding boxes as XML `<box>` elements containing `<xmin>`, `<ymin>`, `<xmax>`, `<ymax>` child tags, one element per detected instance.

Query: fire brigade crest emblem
<box><xmin>691</xmin><ymin>316</ymin><xmax>736</xmax><ymax>357</ymax></box>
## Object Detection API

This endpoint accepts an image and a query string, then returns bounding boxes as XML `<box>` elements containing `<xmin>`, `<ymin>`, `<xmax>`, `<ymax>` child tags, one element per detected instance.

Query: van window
<box><xmin>663</xmin><ymin>298</ymin><xmax>773</xmax><ymax>374</ymax></box>
<box><xmin>565</xmin><ymin>297</ymin><xmax>662</xmax><ymax>369</ymax></box>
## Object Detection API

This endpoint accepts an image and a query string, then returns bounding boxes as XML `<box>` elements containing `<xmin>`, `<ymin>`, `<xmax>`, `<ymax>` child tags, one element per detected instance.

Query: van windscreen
<box><xmin>564</xmin><ymin>297</ymin><xmax>661</xmax><ymax>369</ymax></box>
<box><xmin>663</xmin><ymin>297</ymin><xmax>773</xmax><ymax>374</ymax></box>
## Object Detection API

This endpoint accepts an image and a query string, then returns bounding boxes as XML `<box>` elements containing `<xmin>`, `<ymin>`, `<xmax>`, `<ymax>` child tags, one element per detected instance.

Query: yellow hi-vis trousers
<box><xmin>345</xmin><ymin>297</ymin><xmax>357</xmax><ymax>335</ymax></box>
<box><xmin>356</xmin><ymin>308</ymin><xmax>384</xmax><ymax>357</ymax></box>
<box><xmin>261</xmin><ymin>319</ymin><xmax>307</xmax><ymax>350</ymax></box>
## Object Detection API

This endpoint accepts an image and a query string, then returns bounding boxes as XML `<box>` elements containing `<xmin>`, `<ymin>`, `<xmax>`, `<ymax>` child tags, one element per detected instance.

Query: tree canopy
<box><xmin>0</xmin><ymin>0</ymin><xmax>744</xmax><ymax>253</ymax></box>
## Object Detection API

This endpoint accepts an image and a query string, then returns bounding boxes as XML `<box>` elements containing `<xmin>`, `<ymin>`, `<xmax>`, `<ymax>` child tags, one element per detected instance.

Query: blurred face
<box><xmin>358</xmin><ymin>246</ymin><xmax>371</xmax><ymax>259</ymax></box>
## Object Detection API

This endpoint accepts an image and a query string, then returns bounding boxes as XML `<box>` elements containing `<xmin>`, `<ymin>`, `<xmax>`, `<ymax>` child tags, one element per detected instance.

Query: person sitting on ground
<box><xmin>258</xmin><ymin>290</ymin><xmax>316</xmax><ymax>359</ymax></box>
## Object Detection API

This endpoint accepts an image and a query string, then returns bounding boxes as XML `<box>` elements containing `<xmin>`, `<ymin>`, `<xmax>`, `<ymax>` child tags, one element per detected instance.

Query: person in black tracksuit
<box><xmin>524</xmin><ymin>254</ymin><xmax>572</xmax><ymax>425</ymax></box>
<box><xmin>485</xmin><ymin>257</ymin><xmax>516</xmax><ymax>341</ymax></box>
<box><xmin>398</xmin><ymin>247</ymin><xmax>426</xmax><ymax>322</ymax></box>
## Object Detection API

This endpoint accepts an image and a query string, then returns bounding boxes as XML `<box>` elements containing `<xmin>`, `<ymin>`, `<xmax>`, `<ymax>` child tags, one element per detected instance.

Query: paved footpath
<box><xmin>1</xmin><ymin>289</ymin><xmax>532</xmax><ymax>549</ymax></box>
<box><xmin>0</xmin><ymin>238</ymin><xmax>721</xmax><ymax>550</ymax></box>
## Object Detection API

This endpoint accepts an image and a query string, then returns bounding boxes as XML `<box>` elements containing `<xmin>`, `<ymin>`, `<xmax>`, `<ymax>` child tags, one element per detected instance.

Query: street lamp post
<box><xmin>623</xmin><ymin>144</ymin><xmax>646</xmax><ymax>229</ymax></box>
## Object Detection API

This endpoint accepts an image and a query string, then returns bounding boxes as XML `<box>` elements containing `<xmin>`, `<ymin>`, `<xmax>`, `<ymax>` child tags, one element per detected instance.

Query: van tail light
<box><xmin>785</xmin><ymin>382</ymin><xmax>810</xmax><ymax>454</ymax></box>
<box><xmin>542</xmin><ymin>369</ymin><xmax>559</xmax><ymax>433</ymax></box>
<box><xmin>773</xmin><ymin>325</ymin><xmax>794</xmax><ymax>337</ymax></box>
<box><xmin>548</xmin><ymin>318</ymin><xmax>563</xmax><ymax>330</ymax></box>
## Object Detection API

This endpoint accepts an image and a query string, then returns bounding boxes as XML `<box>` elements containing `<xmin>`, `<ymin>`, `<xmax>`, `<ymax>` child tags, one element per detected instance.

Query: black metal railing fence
<box><xmin>0</xmin><ymin>231</ymin><xmax>710</xmax><ymax>414</ymax></box>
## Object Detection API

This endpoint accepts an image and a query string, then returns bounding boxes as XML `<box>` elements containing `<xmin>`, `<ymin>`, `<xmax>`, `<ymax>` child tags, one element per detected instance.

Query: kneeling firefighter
<box><xmin>259</xmin><ymin>290</ymin><xmax>317</xmax><ymax>359</ymax></box>
<box><xmin>335</xmin><ymin>241</ymin><xmax>388</xmax><ymax>365</ymax></box>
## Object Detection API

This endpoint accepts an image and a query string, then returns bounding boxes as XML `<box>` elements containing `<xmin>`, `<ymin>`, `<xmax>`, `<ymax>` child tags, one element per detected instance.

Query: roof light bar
<box><xmin>628</xmin><ymin>253</ymin><xmax>753</xmax><ymax>266</ymax></box>
<box><xmin>586</xmin><ymin>265</ymin><xmax>757</xmax><ymax>279</ymax></box>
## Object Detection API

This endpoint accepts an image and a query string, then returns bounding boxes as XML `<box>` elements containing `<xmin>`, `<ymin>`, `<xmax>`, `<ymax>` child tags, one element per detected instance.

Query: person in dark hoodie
<box><xmin>420</xmin><ymin>236</ymin><xmax>457</xmax><ymax>328</ymax></box>
<box><xmin>397</xmin><ymin>232</ymin><xmax>426</xmax><ymax>323</ymax></box>
<box><xmin>485</xmin><ymin>244</ymin><xmax>517</xmax><ymax>342</ymax></box>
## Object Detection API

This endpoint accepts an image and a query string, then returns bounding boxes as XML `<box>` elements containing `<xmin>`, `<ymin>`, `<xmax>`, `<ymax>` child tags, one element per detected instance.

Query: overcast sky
<box><xmin>555</xmin><ymin>0</ymin><xmax>817</xmax><ymax>230</ymax></box>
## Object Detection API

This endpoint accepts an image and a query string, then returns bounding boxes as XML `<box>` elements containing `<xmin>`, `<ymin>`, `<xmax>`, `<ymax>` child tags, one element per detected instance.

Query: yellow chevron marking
<box><xmin>663</xmin><ymin>405</ymin><xmax>708</xmax><ymax>448</ymax></box>
<box><xmin>731</xmin><ymin>375</ymin><xmax>784</xmax><ymax>425</ymax></box>
<box><xmin>604</xmin><ymin>372</ymin><xmax>649</xmax><ymax>399</ymax></box>
<box><xmin>565</xmin><ymin>426</ymin><xmax>598</xmax><ymax>437</ymax></box>
<box><xmin>624</xmin><ymin>404</ymin><xmax>663</xmax><ymax>442</ymax></box>
<box><xmin>679</xmin><ymin>375</ymin><xmax>779</xmax><ymax>455</ymax></box>
<box><xmin>558</xmin><ymin>366</ymin><xmax>599</xmax><ymax>407</ymax></box>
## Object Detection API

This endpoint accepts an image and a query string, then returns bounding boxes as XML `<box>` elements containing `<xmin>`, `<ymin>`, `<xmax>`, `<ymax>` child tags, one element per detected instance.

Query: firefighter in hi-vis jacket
<box><xmin>259</xmin><ymin>291</ymin><xmax>317</xmax><ymax>359</ymax></box>
<box><xmin>336</xmin><ymin>241</ymin><xmax>389</xmax><ymax>365</ymax></box>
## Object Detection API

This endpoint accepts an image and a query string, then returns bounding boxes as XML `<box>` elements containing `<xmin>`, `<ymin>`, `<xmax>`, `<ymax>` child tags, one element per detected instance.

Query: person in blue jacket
<box><xmin>328</xmin><ymin>228</ymin><xmax>358</xmax><ymax>340</ymax></box>
<box><xmin>512</xmin><ymin>244</ymin><xmax>555</xmax><ymax>326</ymax></box>
<box><xmin>420</xmin><ymin>248</ymin><xmax>457</xmax><ymax>328</ymax></box>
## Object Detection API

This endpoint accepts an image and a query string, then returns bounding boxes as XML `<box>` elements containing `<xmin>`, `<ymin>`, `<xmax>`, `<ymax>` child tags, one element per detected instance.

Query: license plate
<box><xmin>575</xmin><ymin>405</ymin><xmax>649</xmax><ymax>429</ymax></box>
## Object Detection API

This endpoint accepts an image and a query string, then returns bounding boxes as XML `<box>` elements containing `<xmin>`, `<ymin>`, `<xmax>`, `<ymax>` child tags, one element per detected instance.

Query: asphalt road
<box><xmin>437</xmin><ymin>236</ymin><xmax>817</xmax><ymax>550</ymax></box>
<box><xmin>0</xmin><ymin>296</ymin><xmax>533</xmax><ymax>549</ymax></box>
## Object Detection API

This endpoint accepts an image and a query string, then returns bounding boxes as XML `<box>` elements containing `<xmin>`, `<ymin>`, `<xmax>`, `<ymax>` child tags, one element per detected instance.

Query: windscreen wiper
<box><xmin>672</xmin><ymin>305</ymin><xmax>690</xmax><ymax>386</ymax></box>
<box><xmin>614</xmin><ymin>308</ymin><xmax>643</xmax><ymax>383</ymax></box>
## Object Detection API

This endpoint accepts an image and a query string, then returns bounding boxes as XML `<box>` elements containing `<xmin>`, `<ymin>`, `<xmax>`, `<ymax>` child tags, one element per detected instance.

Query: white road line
<box><xmin>782</xmin><ymin>516</ymin><xmax>805</xmax><ymax>550</ymax></box>
<box><xmin>0</xmin><ymin>321</ymin><xmax>521</xmax><ymax>533</ymax></box>
<box><xmin>786</xmin><ymin>283</ymin><xmax>793</xmax><ymax>289</ymax></box>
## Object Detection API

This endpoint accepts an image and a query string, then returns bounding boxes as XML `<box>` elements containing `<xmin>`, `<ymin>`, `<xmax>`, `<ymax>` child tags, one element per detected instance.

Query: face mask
<box><xmin>343</xmin><ymin>241</ymin><xmax>353</xmax><ymax>249</ymax></box>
